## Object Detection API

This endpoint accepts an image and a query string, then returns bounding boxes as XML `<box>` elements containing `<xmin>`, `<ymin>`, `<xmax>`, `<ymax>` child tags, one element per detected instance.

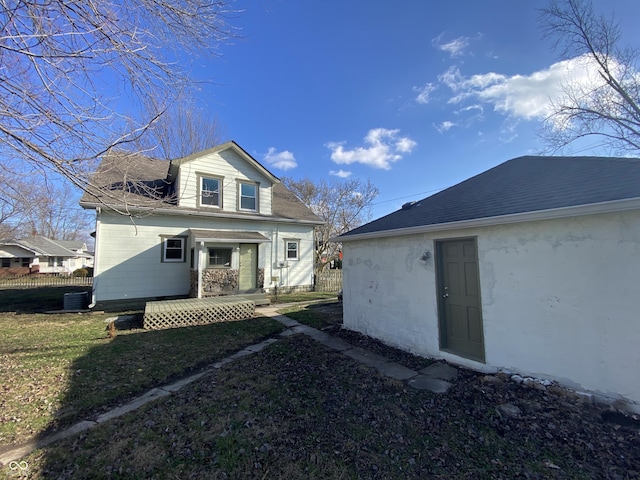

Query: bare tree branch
<box><xmin>0</xmin><ymin>0</ymin><xmax>237</xmax><ymax>211</ymax></box>
<box><xmin>282</xmin><ymin>177</ymin><xmax>379</xmax><ymax>273</ymax></box>
<box><xmin>540</xmin><ymin>0</ymin><xmax>640</xmax><ymax>154</ymax></box>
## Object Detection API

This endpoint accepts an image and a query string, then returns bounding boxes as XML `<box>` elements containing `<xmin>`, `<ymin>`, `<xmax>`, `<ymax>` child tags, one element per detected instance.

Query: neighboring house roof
<box><xmin>80</xmin><ymin>142</ymin><xmax>323</xmax><ymax>225</ymax></box>
<box><xmin>0</xmin><ymin>236</ymin><xmax>79</xmax><ymax>257</ymax></box>
<box><xmin>55</xmin><ymin>240</ymin><xmax>87</xmax><ymax>252</ymax></box>
<box><xmin>340</xmin><ymin>156</ymin><xmax>640</xmax><ymax>240</ymax></box>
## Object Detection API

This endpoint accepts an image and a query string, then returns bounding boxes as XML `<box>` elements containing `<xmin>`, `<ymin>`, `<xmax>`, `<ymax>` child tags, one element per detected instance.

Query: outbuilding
<box><xmin>338</xmin><ymin>156</ymin><xmax>640</xmax><ymax>412</ymax></box>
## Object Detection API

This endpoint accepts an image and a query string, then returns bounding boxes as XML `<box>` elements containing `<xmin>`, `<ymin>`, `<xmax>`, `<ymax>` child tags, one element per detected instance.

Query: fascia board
<box><xmin>79</xmin><ymin>201</ymin><xmax>324</xmax><ymax>226</ymax></box>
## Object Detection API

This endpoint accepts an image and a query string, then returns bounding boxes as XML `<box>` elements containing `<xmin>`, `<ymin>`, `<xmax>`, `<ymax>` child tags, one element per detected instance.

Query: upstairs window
<box><xmin>239</xmin><ymin>182</ymin><xmax>257</xmax><ymax>211</ymax></box>
<box><xmin>162</xmin><ymin>237</ymin><xmax>186</xmax><ymax>262</ymax></box>
<box><xmin>286</xmin><ymin>240</ymin><xmax>299</xmax><ymax>260</ymax></box>
<box><xmin>201</xmin><ymin>177</ymin><xmax>221</xmax><ymax>207</ymax></box>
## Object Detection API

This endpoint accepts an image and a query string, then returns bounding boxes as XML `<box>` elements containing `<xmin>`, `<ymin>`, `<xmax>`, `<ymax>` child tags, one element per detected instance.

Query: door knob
<box><xmin>442</xmin><ymin>286</ymin><xmax>449</xmax><ymax>298</ymax></box>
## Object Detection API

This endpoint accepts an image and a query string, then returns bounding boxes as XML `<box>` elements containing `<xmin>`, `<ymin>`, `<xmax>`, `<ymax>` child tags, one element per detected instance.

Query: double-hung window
<box><xmin>162</xmin><ymin>237</ymin><xmax>186</xmax><ymax>262</ymax></box>
<box><xmin>286</xmin><ymin>240</ymin><xmax>299</xmax><ymax>260</ymax></box>
<box><xmin>201</xmin><ymin>176</ymin><xmax>221</xmax><ymax>207</ymax></box>
<box><xmin>239</xmin><ymin>182</ymin><xmax>257</xmax><ymax>211</ymax></box>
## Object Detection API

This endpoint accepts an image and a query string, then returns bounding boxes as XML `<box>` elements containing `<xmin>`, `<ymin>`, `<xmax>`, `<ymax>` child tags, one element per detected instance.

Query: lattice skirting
<box><xmin>143</xmin><ymin>298</ymin><xmax>255</xmax><ymax>330</ymax></box>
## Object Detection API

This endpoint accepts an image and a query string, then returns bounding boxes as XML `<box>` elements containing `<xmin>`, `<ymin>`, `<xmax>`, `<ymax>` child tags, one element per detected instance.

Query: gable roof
<box><xmin>0</xmin><ymin>237</ymin><xmax>79</xmax><ymax>257</ymax></box>
<box><xmin>340</xmin><ymin>156</ymin><xmax>640</xmax><ymax>240</ymax></box>
<box><xmin>167</xmin><ymin>141</ymin><xmax>280</xmax><ymax>184</ymax></box>
<box><xmin>80</xmin><ymin>142</ymin><xmax>322</xmax><ymax>225</ymax></box>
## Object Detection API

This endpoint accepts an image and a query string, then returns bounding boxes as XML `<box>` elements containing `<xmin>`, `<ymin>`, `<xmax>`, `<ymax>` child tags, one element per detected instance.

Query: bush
<box><xmin>72</xmin><ymin>268</ymin><xmax>88</xmax><ymax>277</ymax></box>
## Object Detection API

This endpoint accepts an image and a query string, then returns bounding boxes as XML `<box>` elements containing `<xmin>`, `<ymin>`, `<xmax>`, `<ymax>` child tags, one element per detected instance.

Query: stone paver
<box><xmin>376</xmin><ymin>362</ymin><xmax>418</xmax><ymax>381</ymax></box>
<box><xmin>408</xmin><ymin>375</ymin><xmax>453</xmax><ymax>393</ymax></box>
<box><xmin>342</xmin><ymin>346</ymin><xmax>389</xmax><ymax>368</ymax></box>
<box><xmin>314</xmin><ymin>335</ymin><xmax>353</xmax><ymax>352</ymax></box>
<box><xmin>420</xmin><ymin>362</ymin><xmax>459</xmax><ymax>381</ymax></box>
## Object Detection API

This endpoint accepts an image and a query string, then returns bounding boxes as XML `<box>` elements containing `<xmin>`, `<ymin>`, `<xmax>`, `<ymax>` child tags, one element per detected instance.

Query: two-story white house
<box><xmin>80</xmin><ymin>141</ymin><xmax>323</xmax><ymax>303</ymax></box>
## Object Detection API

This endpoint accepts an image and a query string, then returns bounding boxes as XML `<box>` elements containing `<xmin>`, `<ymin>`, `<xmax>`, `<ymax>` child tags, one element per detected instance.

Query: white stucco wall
<box><xmin>93</xmin><ymin>211</ymin><xmax>315</xmax><ymax>301</ymax></box>
<box><xmin>342</xmin><ymin>209</ymin><xmax>640</xmax><ymax>409</ymax></box>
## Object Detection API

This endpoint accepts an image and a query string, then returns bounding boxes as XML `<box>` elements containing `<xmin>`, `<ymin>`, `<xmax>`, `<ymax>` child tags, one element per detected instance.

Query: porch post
<box><xmin>197</xmin><ymin>241</ymin><xmax>204</xmax><ymax>299</ymax></box>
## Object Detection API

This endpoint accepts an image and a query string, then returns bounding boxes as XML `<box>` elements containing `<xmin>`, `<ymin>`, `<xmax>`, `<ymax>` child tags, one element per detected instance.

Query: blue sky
<box><xmin>187</xmin><ymin>0</ymin><xmax>640</xmax><ymax>220</ymax></box>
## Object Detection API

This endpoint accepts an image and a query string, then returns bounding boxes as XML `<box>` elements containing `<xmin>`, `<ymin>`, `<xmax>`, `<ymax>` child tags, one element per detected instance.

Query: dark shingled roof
<box><xmin>341</xmin><ymin>156</ymin><xmax>640</xmax><ymax>238</ymax></box>
<box><xmin>79</xmin><ymin>151</ymin><xmax>173</xmax><ymax>207</ymax></box>
<box><xmin>80</xmin><ymin>148</ymin><xmax>321</xmax><ymax>224</ymax></box>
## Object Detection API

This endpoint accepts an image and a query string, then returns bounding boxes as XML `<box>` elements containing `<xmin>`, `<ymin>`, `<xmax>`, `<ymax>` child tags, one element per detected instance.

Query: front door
<box><xmin>239</xmin><ymin>244</ymin><xmax>257</xmax><ymax>291</ymax></box>
<box><xmin>436</xmin><ymin>238</ymin><xmax>485</xmax><ymax>361</ymax></box>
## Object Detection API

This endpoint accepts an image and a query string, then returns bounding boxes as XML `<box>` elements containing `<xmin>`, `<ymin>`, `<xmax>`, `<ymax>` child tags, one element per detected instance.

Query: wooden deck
<box><xmin>143</xmin><ymin>294</ymin><xmax>270</xmax><ymax>330</ymax></box>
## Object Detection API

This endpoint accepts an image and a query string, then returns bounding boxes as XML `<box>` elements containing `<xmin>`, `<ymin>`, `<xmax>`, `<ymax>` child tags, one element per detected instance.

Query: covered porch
<box><xmin>189</xmin><ymin>229</ymin><xmax>271</xmax><ymax>298</ymax></box>
<box><xmin>143</xmin><ymin>293</ymin><xmax>270</xmax><ymax>330</ymax></box>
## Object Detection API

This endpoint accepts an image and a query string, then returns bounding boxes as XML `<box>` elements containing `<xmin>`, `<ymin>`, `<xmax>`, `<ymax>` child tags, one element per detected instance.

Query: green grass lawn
<box><xmin>268</xmin><ymin>291</ymin><xmax>337</xmax><ymax>304</ymax></box>
<box><xmin>2</xmin><ymin>289</ymin><xmax>638</xmax><ymax>479</ymax></box>
<box><xmin>0</xmin><ymin>288</ymin><xmax>283</xmax><ymax>446</ymax></box>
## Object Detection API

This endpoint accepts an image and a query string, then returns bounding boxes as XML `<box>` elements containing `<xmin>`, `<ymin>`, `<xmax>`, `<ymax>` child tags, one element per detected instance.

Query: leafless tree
<box><xmin>131</xmin><ymin>101</ymin><xmax>227</xmax><ymax>161</ymax></box>
<box><xmin>0</xmin><ymin>0</ymin><xmax>236</xmax><ymax>209</ymax></box>
<box><xmin>540</xmin><ymin>0</ymin><xmax>640</xmax><ymax>154</ymax></box>
<box><xmin>0</xmin><ymin>173</ymin><xmax>92</xmax><ymax>241</ymax></box>
<box><xmin>23</xmin><ymin>182</ymin><xmax>93</xmax><ymax>241</ymax></box>
<box><xmin>282</xmin><ymin>177</ymin><xmax>379</xmax><ymax>273</ymax></box>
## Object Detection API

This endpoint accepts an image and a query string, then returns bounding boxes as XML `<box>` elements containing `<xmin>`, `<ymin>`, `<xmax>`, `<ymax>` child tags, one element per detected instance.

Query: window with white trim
<box><xmin>200</xmin><ymin>176</ymin><xmax>221</xmax><ymax>207</ymax></box>
<box><xmin>208</xmin><ymin>248</ymin><xmax>232</xmax><ymax>267</ymax></box>
<box><xmin>286</xmin><ymin>240</ymin><xmax>299</xmax><ymax>260</ymax></box>
<box><xmin>162</xmin><ymin>237</ymin><xmax>186</xmax><ymax>262</ymax></box>
<box><xmin>239</xmin><ymin>182</ymin><xmax>257</xmax><ymax>211</ymax></box>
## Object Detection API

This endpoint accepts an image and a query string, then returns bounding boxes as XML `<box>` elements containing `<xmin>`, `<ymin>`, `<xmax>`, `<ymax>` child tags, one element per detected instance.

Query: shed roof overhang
<box><xmin>335</xmin><ymin>196</ymin><xmax>640</xmax><ymax>242</ymax></box>
<box><xmin>189</xmin><ymin>229</ymin><xmax>271</xmax><ymax>243</ymax></box>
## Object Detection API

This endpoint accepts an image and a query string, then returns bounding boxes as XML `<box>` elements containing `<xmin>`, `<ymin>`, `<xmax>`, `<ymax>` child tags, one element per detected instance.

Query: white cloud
<box><xmin>432</xmin><ymin>33</ymin><xmax>470</xmax><ymax>57</ymax></box>
<box><xmin>436</xmin><ymin>54</ymin><xmax>617</xmax><ymax>128</ymax></box>
<box><xmin>263</xmin><ymin>147</ymin><xmax>297</xmax><ymax>170</ymax></box>
<box><xmin>435</xmin><ymin>121</ymin><xmax>457</xmax><ymax>133</ymax></box>
<box><xmin>329</xmin><ymin>169</ymin><xmax>352</xmax><ymax>178</ymax></box>
<box><xmin>327</xmin><ymin>128</ymin><xmax>417</xmax><ymax>170</ymax></box>
<box><xmin>413</xmin><ymin>82</ymin><xmax>437</xmax><ymax>104</ymax></box>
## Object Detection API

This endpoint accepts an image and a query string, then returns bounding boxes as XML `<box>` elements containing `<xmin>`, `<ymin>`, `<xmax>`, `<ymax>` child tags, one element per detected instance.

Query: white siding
<box><xmin>343</xmin><ymin>209</ymin><xmax>640</xmax><ymax>410</ymax></box>
<box><xmin>176</xmin><ymin>149</ymin><xmax>273</xmax><ymax>214</ymax></box>
<box><xmin>93</xmin><ymin>212</ymin><xmax>314</xmax><ymax>301</ymax></box>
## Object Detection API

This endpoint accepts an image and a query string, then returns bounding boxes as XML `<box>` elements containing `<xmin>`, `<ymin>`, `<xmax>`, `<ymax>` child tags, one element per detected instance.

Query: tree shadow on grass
<box><xmin>0</xmin><ymin>286</ymin><xmax>92</xmax><ymax>314</ymax></box>
<box><xmin>14</xmin><ymin>311</ymin><xmax>284</xmax><ymax>476</ymax></box>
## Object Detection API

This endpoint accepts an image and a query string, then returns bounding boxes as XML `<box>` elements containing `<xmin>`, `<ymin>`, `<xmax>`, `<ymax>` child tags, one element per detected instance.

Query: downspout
<box><xmin>88</xmin><ymin>207</ymin><xmax>101</xmax><ymax>308</ymax></box>
<box><xmin>275</xmin><ymin>226</ymin><xmax>280</xmax><ymax>286</ymax></box>
<box><xmin>197</xmin><ymin>241</ymin><xmax>204</xmax><ymax>299</ymax></box>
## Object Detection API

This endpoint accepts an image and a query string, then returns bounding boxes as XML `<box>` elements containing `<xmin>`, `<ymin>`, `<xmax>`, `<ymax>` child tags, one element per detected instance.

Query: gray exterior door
<box><xmin>239</xmin><ymin>244</ymin><xmax>257</xmax><ymax>291</ymax></box>
<box><xmin>436</xmin><ymin>238</ymin><xmax>485</xmax><ymax>362</ymax></box>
